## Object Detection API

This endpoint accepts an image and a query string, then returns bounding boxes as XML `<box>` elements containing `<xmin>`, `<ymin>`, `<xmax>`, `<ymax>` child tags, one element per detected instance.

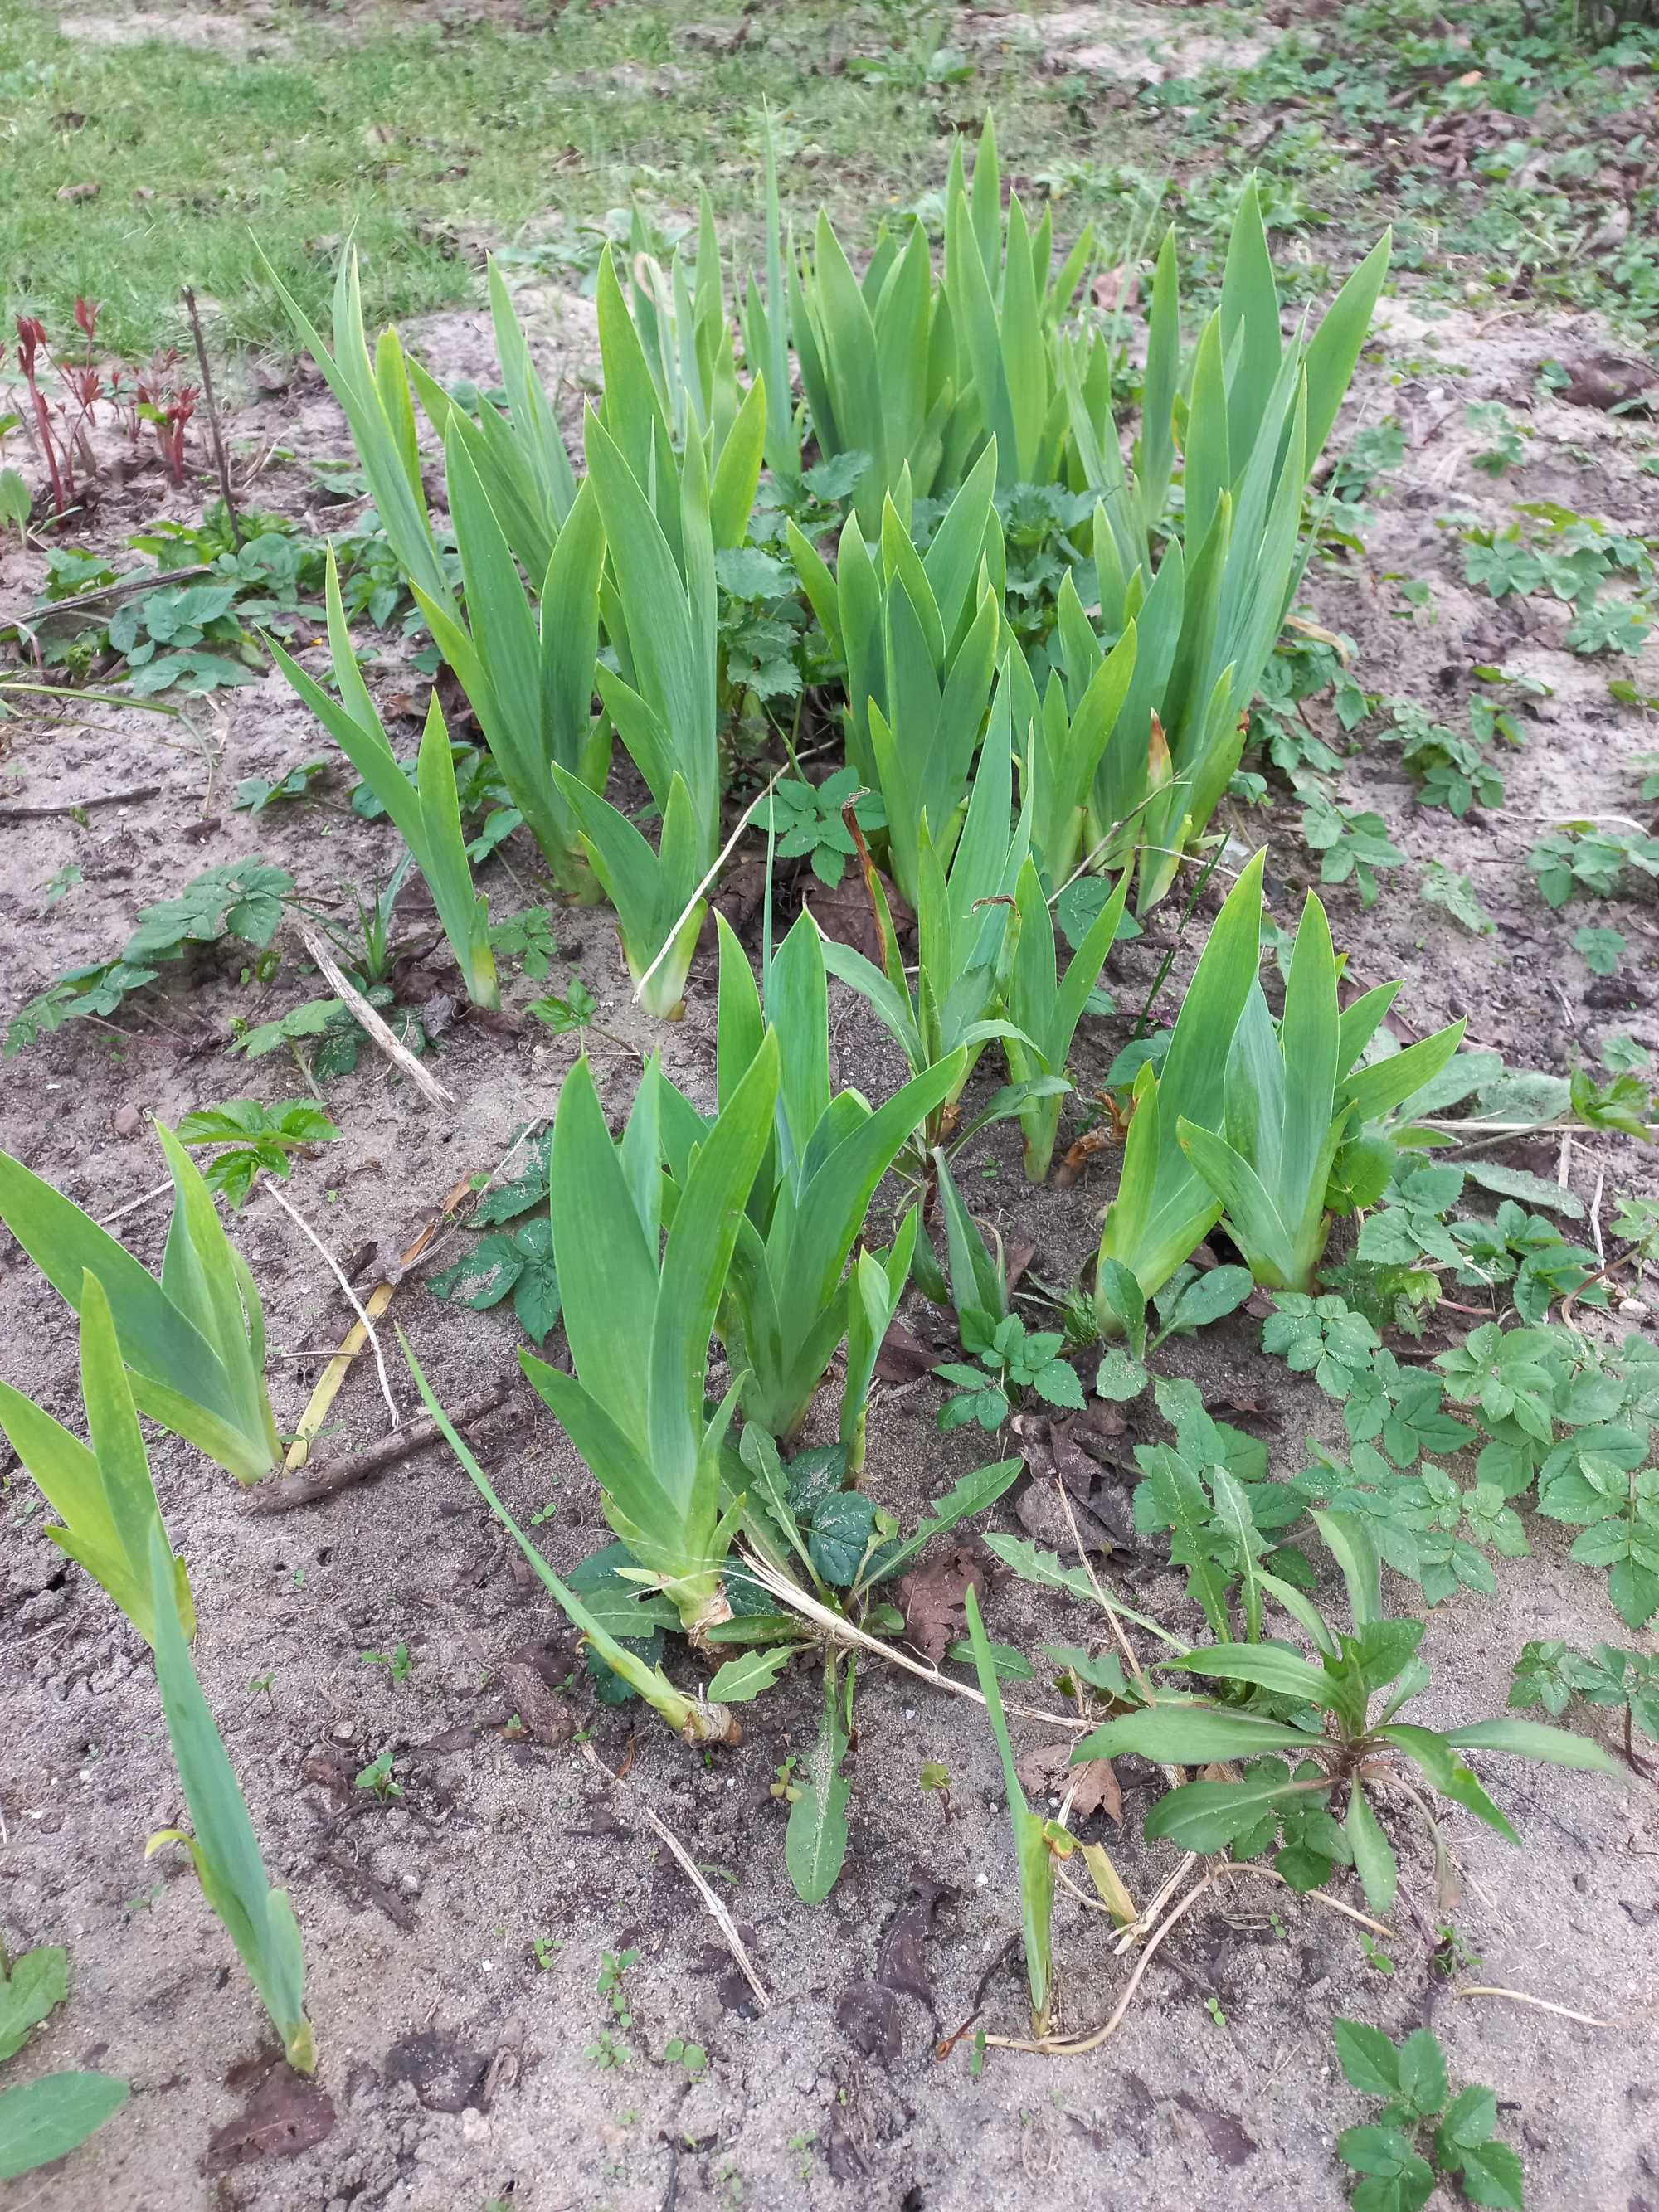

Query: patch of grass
<box><xmin>0</xmin><ymin>0</ymin><xmax>1136</xmax><ymax>359</ymax></box>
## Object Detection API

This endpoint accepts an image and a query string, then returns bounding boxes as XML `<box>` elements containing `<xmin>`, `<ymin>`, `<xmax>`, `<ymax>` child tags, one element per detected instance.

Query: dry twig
<box><xmin>581</xmin><ymin>1744</ymin><xmax>769</xmax><ymax>2010</ymax></box>
<box><xmin>250</xmin><ymin>1383</ymin><xmax>510</xmax><ymax>1511</ymax></box>
<box><xmin>294</xmin><ymin>921</ymin><xmax>456</xmax><ymax>1107</ymax></box>
<box><xmin>261</xmin><ymin>1181</ymin><xmax>401</xmax><ymax>1432</ymax></box>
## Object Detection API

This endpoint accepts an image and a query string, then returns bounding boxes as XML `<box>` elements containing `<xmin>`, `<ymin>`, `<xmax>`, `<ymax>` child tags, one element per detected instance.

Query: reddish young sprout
<box><xmin>14</xmin><ymin>313</ymin><xmax>70</xmax><ymax>515</ymax></box>
<box><xmin>74</xmin><ymin>296</ymin><xmax>100</xmax><ymax>359</ymax></box>
<box><xmin>134</xmin><ymin>348</ymin><xmax>196</xmax><ymax>483</ymax></box>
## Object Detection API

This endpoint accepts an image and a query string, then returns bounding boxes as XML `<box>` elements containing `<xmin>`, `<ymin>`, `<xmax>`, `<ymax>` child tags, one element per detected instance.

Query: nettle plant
<box><xmin>1078</xmin><ymin>1513</ymin><xmax>1618</xmax><ymax>1913</ymax></box>
<box><xmin>7</xmin><ymin>857</ymin><xmax>295</xmax><ymax>1057</ymax></box>
<box><xmin>1331</xmin><ymin>2019</ymin><xmax>1525</xmax><ymax>2212</ymax></box>
<box><xmin>1509</xmin><ymin>1638</ymin><xmax>1659</xmax><ymax>1772</ymax></box>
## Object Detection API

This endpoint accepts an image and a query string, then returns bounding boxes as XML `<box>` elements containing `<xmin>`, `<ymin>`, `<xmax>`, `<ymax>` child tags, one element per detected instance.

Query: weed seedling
<box><xmin>587</xmin><ymin>1947</ymin><xmax>640</xmax><ymax>2069</ymax></box>
<box><xmin>920</xmin><ymin>1760</ymin><xmax>955</xmax><ymax>1824</ymax></box>
<box><xmin>1333</xmin><ymin>2019</ymin><xmax>1523</xmax><ymax>2211</ymax></box>
<box><xmin>359</xmin><ymin>1643</ymin><xmax>415</xmax><ymax>1685</ymax></box>
<box><xmin>1358</xmin><ymin>1932</ymin><xmax>1395</xmax><ymax>1977</ymax></box>
<box><xmin>1431</xmin><ymin>1924</ymin><xmax>1483</xmax><ymax>1980</ymax></box>
<box><xmin>353</xmin><ymin>1750</ymin><xmax>402</xmax><ymax>1801</ymax></box>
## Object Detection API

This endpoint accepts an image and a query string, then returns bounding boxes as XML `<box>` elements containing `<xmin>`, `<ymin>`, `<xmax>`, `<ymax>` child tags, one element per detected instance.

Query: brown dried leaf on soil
<box><xmin>835</xmin><ymin>1979</ymin><xmax>901</xmax><ymax>2064</ymax></box>
<box><xmin>1011</xmin><ymin>1415</ymin><xmax>1138</xmax><ymax>1550</ymax></box>
<box><xmin>897</xmin><ymin>1544</ymin><xmax>985</xmax><ymax>1663</ymax></box>
<box><xmin>872</xmin><ymin>1316</ymin><xmax>939</xmax><ymax>1383</ymax></box>
<box><xmin>495</xmin><ymin>1658</ymin><xmax>574</xmax><ymax>1747</ymax></box>
<box><xmin>1562</xmin><ymin>352</ymin><xmax>1658</xmax><ymax>413</ymax></box>
<box><xmin>808</xmin><ymin>863</ymin><xmax>915</xmax><ymax>966</ymax></box>
<box><xmin>200</xmin><ymin>2059</ymin><xmax>336</xmax><ymax>2173</ymax></box>
<box><xmin>1012</xmin><ymin>1471</ymin><xmax>1121</xmax><ymax>1557</ymax></box>
<box><xmin>876</xmin><ymin>1868</ymin><xmax>956</xmax><ymax>2004</ymax></box>
<box><xmin>1014</xmin><ymin>1741</ymin><xmax>1121</xmax><ymax>1824</ymax></box>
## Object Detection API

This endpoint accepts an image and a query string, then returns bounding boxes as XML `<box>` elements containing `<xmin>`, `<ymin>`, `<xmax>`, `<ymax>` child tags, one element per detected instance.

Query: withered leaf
<box><xmin>383</xmin><ymin>2025</ymin><xmax>489</xmax><ymax>2114</ymax></box>
<box><xmin>876</xmin><ymin>1867</ymin><xmax>955</xmax><ymax>2005</ymax></box>
<box><xmin>1561</xmin><ymin>352</ymin><xmax>1657</xmax><ymax>413</ymax></box>
<box><xmin>1014</xmin><ymin>1743</ymin><xmax>1121</xmax><ymax>1824</ymax></box>
<box><xmin>496</xmin><ymin>1660</ymin><xmax>573</xmax><ymax>1747</ymax></box>
<box><xmin>1173</xmin><ymin>2091</ymin><xmax>1259</xmax><ymax>2168</ymax></box>
<box><xmin>898</xmin><ymin>1545</ymin><xmax>985</xmax><ymax>1664</ymax></box>
<box><xmin>201</xmin><ymin>2065</ymin><xmax>336</xmax><ymax>2173</ymax></box>
<box><xmin>873</xmin><ymin>1317</ymin><xmax>937</xmax><ymax>1383</ymax></box>
<box><xmin>1012</xmin><ymin>1467</ymin><xmax>1125</xmax><ymax>1557</ymax></box>
<box><xmin>810</xmin><ymin>863</ymin><xmax>914</xmax><ymax>967</ymax></box>
<box><xmin>835</xmin><ymin>1979</ymin><xmax>901</xmax><ymax>2064</ymax></box>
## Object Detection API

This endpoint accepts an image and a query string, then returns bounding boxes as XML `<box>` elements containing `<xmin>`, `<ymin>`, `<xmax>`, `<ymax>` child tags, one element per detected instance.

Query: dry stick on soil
<box><xmin>283</xmin><ymin>1167</ymin><xmax>477</xmax><ymax>1469</ymax></box>
<box><xmin>182</xmin><ymin>283</ymin><xmax>241</xmax><ymax>547</ymax></box>
<box><xmin>0</xmin><ymin>565</ymin><xmax>212</xmax><ymax>641</ymax></box>
<box><xmin>1107</xmin><ymin>1850</ymin><xmax>1199</xmax><ymax>1957</ymax></box>
<box><xmin>581</xmin><ymin>1744</ymin><xmax>769</xmax><ymax>2010</ymax></box>
<box><xmin>260</xmin><ymin>1179</ymin><xmax>401</xmax><ymax>1432</ymax></box>
<box><xmin>98</xmin><ymin>1177</ymin><xmax>173</xmax><ymax>1228</ymax></box>
<box><xmin>1453</xmin><ymin>1986</ymin><xmax>1612</xmax><ymax>2029</ymax></box>
<box><xmin>737</xmin><ymin>1551</ymin><xmax>1091</xmax><ymax>1731</ymax></box>
<box><xmin>294</xmin><ymin>921</ymin><xmax>456</xmax><ymax>1108</ymax></box>
<box><xmin>1048</xmin><ymin>1471</ymin><xmax>1160</xmax><ymax>1695</ymax></box>
<box><xmin>250</xmin><ymin>1382</ymin><xmax>512</xmax><ymax>1512</ymax></box>
<box><xmin>0</xmin><ymin>785</ymin><xmax>160</xmax><ymax>820</ymax></box>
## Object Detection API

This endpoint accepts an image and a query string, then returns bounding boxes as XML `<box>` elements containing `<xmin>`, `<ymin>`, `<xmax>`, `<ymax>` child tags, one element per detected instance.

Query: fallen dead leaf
<box><xmin>1015</xmin><ymin>1743</ymin><xmax>1123</xmax><ymax>1823</ymax></box>
<box><xmin>200</xmin><ymin>2062</ymin><xmax>335</xmax><ymax>2173</ymax></box>
<box><xmin>1562</xmin><ymin>352</ymin><xmax>1657</xmax><ymax>414</ymax></box>
<box><xmin>1091</xmin><ymin>264</ymin><xmax>1140</xmax><ymax>314</ymax></box>
<box><xmin>898</xmin><ymin>1545</ymin><xmax>985</xmax><ymax>1664</ymax></box>
<box><xmin>876</xmin><ymin>1868</ymin><xmax>956</xmax><ymax>2005</ymax></box>
<box><xmin>836</xmin><ymin>1979</ymin><xmax>900</xmax><ymax>2064</ymax></box>
<box><xmin>872</xmin><ymin>1316</ymin><xmax>939</xmax><ymax>1384</ymax></box>
<box><xmin>1012</xmin><ymin>1468</ymin><xmax>1121</xmax><ymax>1558</ymax></box>
<box><xmin>808</xmin><ymin>862</ymin><xmax>914</xmax><ymax>967</ymax></box>
<box><xmin>496</xmin><ymin>1659</ymin><xmax>573</xmax><ymax>1747</ymax></box>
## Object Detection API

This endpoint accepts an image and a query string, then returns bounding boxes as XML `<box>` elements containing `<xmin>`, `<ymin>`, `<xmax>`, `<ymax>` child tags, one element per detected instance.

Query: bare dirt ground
<box><xmin>3</xmin><ymin>56</ymin><xmax>1659</xmax><ymax>2212</ymax></box>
